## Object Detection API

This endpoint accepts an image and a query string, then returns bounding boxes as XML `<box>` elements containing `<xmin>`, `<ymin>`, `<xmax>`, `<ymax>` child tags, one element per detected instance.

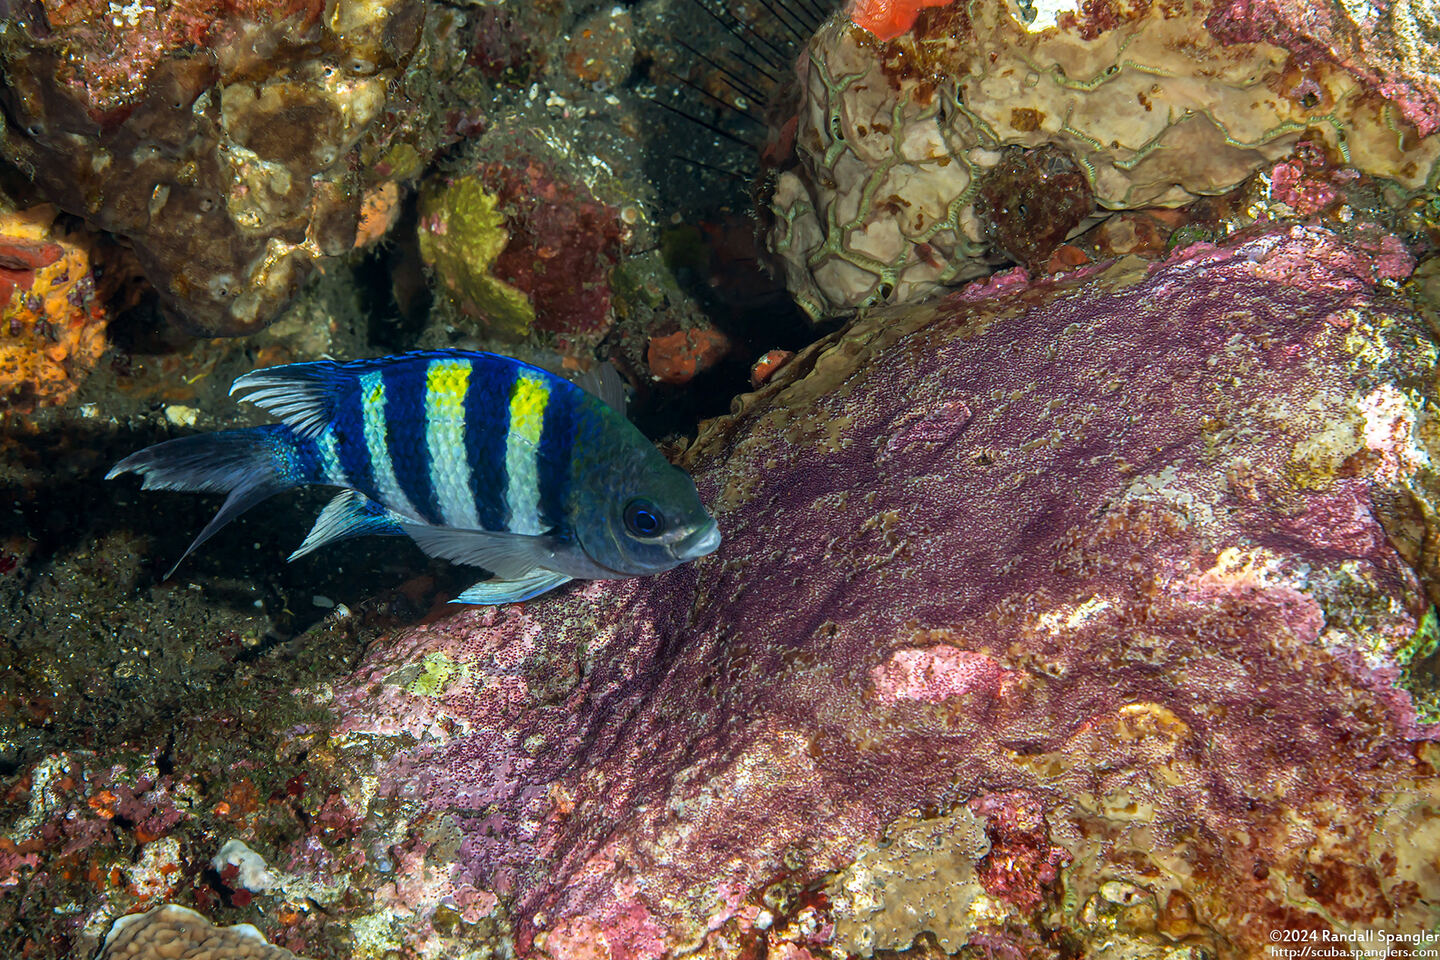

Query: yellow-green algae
<box><xmin>417</xmin><ymin>177</ymin><xmax>535</xmax><ymax>339</ymax></box>
<box><xmin>1399</xmin><ymin>606</ymin><xmax>1440</xmax><ymax>723</ymax></box>
<box><xmin>405</xmin><ymin>651</ymin><xmax>469</xmax><ymax>698</ymax></box>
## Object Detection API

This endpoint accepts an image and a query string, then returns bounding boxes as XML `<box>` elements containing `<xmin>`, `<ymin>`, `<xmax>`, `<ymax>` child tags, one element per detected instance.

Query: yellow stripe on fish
<box><xmin>425</xmin><ymin>357</ymin><xmax>480</xmax><ymax>528</ymax></box>
<box><xmin>360</xmin><ymin>370</ymin><xmax>424</xmax><ymax>521</ymax></box>
<box><xmin>504</xmin><ymin>371</ymin><xmax>550</xmax><ymax>535</ymax></box>
<box><xmin>108</xmin><ymin>349</ymin><xmax>722</xmax><ymax>606</ymax></box>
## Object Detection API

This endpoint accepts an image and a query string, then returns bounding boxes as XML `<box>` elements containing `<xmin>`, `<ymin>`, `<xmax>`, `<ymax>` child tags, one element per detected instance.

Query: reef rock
<box><xmin>765</xmin><ymin>0</ymin><xmax>1440</xmax><ymax>319</ymax></box>
<box><xmin>98</xmin><ymin>904</ymin><xmax>306</xmax><ymax>960</ymax></box>
<box><xmin>418</xmin><ymin>154</ymin><xmax>625</xmax><ymax>346</ymax></box>
<box><xmin>1206</xmin><ymin>0</ymin><xmax>1440</xmax><ymax>136</ymax></box>
<box><xmin>298</xmin><ymin>225</ymin><xmax>1440</xmax><ymax>956</ymax></box>
<box><xmin>0</xmin><ymin>0</ymin><xmax>458</xmax><ymax>335</ymax></box>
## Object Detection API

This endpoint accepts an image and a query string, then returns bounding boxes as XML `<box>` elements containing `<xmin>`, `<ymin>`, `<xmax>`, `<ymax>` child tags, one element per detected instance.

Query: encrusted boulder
<box><xmin>7</xmin><ymin>227</ymin><xmax>1439</xmax><ymax>958</ymax></box>
<box><xmin>98</xmin><ymin>904</ymin><xmax>305</xmax><ymax>960</ymax></box>
<box><xmin>764</xmin><ymin>0</ymin><xmax>1440</xmax><ymax>318</ymax></box>
<box><xmin>0</xmin><ymin>0</ymin><xmax>459</xmax><ymax>335</ymax></box>
<box><xmin>296</xmin><ymin>225</ymin><xmax>1440</xmax><ymax>956</ymax></box>
<box><xmin>1206</xmin><ymin>0</ymin><xmax>1440</xmax><ymax>136</ymax></box>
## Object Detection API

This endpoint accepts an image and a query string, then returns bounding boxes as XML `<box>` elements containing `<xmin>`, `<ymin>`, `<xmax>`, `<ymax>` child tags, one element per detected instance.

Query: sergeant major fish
<box><xmin>107</xmin><ymin>350</ymin><xmax>722</xmax><ymax>604</ymax></box>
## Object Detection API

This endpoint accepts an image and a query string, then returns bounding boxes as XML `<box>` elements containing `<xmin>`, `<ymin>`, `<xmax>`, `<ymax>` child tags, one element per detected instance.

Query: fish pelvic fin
<box><xmin>107</xmin><ymin>424</ymin><xmax>303</xmax><ymax>578</ymax></box>
<box><xmin>453</xmin><ymin>569</ymin><xmax>573</xmax><ymax>605</ymax></box>
<box><xmin>289</xmin><ymin>490</ymin><xmax>406</xmax><ymax>561</ymax></box>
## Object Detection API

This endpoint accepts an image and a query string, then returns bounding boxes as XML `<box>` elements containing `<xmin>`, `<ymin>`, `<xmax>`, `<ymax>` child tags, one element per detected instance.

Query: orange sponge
<box><xmin>848</xmin><ymin>0</ymin><xmax>955</xmax><ymax>40</ymax></box>
<box><xmin>0</xmin><ymin>206</ymin><xmax>108</xmax><ymax>411</ymax></box>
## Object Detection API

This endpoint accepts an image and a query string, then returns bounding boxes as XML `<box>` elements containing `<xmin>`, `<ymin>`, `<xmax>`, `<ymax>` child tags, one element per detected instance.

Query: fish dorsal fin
<box><xmin>574</xmin><ymin>362</ymin><xmax>628</xmax><ymax>415</ymax></box>
<box><xmin>453</xmin><ymin>570</ymin><xmax>573</xmax><ymax>605</ymax></box>
<box><xmin>402</xmin><ymin>524</ymin><xmax>556</xmax><ymax>580</ymax></box>
<box><xmin>289</xmin><ymin>490</ymin><xmax>406</xmax><ymax>561</ymax></box>
<box><xmin>230</xmin><ymin>360</ymin><xmax>347</xmax><ymax>440</ymax></box>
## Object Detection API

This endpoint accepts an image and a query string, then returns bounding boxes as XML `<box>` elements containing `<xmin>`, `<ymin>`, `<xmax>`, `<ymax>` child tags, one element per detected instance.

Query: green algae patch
<box><xmin>1398</xmin><ymin>606</ymin><xmax>1440</xmax><ymax>724</ymax></box>
<box><xmin>405</xmin><ymin>650</ymin><xmax>469</xmax><ymax>698</ymax></box>
<box><xmin>377</xmin><ymin>141</ymin><xmax>424</xmax><ymax>181</ymax></box>
<box><xmin>418</xmin><ymin>177</ymin><xmax>535</xmax><ymax>339</ymax></box>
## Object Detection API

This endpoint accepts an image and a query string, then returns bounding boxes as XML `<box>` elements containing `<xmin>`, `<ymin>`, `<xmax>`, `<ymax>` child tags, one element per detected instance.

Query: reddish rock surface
<box><xmin>313</xmin><ymin>225</ymin><xmax>1440</xmax><ymax>956</ymax></box>
<box><xmin>8</xmin><ymin>226</ymin><xmax>1440</xmax><ymax>959</ymax></box>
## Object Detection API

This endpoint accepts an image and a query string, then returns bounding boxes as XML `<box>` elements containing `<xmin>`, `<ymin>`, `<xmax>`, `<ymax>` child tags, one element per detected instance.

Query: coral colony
<box><xmin>3</xmin><ymin>0</ymin><xmax>1440</xmax><ymax>958</ymax></box>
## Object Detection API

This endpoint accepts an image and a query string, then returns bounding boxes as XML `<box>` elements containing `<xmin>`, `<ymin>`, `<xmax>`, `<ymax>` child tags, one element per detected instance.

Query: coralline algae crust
<box><xmin>289</xmin><ymin>225</ymin><xmax>1440</xmax><ymax>958</ymax></box>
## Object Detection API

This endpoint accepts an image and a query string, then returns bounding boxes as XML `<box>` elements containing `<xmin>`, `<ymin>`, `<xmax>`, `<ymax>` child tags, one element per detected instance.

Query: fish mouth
<box><xmin>673</xmin><ymin>520</ymin><xmax>721</xmax><ymax>561</ymax></box>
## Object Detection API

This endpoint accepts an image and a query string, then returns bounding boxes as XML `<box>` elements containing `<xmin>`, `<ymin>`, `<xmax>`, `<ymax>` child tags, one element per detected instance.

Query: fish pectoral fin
<box><xmin>452</xmin><ymin>569</ymin><xmax>573</xmax><ymax>605</ymax></box>
<box><xmin>573</xmin><ymin>361</ymin><xmax>628</xmax><ymax>415</ymax></box>
<box><xmin>289</xmin><ymin>490</ymin><xmax>406</xmax><ymax>561</ymax></box>
<box><xmin>401</xmin><ymin>524</ymin><xmax>556</xmax><ymax>580</ymax></box>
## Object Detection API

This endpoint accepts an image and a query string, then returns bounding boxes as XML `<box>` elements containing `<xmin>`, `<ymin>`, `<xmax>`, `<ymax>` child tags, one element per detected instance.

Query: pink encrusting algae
<box><xmin>1206</xmin><ymin>0</ymin><xmax>1440</xmax><ymax>136</ymax></box>
<box><xmin>316</xmin><ymin>223</ymin><xmax>1440</xmax><ymax>957</ymax></box>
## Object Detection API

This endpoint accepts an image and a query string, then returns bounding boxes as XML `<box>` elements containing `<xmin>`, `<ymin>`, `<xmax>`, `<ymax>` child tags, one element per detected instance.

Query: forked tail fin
<box><xmin>106</xmin><ymin>424</ymin><xmax>305</xmax><ymax>577</ymax></box>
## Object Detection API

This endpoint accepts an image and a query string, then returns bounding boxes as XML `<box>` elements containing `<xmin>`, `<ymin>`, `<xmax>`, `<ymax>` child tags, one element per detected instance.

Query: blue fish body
<box><xmin>108</xmin><ymin>350</ymin><xmax>721</xmax><ymax>604</ymax></box>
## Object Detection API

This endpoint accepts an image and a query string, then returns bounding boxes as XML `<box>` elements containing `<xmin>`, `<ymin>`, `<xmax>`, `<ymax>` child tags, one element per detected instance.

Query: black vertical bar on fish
<box><xmin>331</xmin><ymin>377</ymin><xmax>377</xmax><ymax>501</ymax></box>
<box><xmin>536</xmin><ymin>384</ymin><xmax>579</xmax><ymax>533</ymax></box>
<box><xmin>384</xmin><ymin>358</ymin><xmax>442</xmax><ymax>525</ymax></box>
<box><xmin>464</xmin><ymin>356</ymin><xmax>518</xmax><ymax>532</ymax></box>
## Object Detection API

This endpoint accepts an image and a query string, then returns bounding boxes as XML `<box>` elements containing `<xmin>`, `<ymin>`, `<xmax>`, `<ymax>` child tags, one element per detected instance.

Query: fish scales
<box><xmin>329</xmin><ymin>382</ymin><xmax>374</xmax><ymax>497</ymax></box>
<box><xmin>360</xmin><ymin>368</ymin><xmax>427</xmax><ymax>522</ymax></box>
<box><xmin>292</xmin><ymin>354</ymin><xmax>578</xmax><ymax>533</ymax></box>
<box><xmin>506</xmin><ymin>371</ymin><xmax>558</xmax><ymax>534</ymax></box>
<box><xmin>461</xmin><ymin>357</ymin><xmax>519</xmax><ymax>531</ymax></box>
<box><xmin>425</xmin><ymin>358</ymin><xmax>478</xmax><ymax>528</ymax></box>
<box><xmin>535</xmin><ymin>380</ymin><xmax>577</xmax><ymax>532</ymax></box>
<box><xmin>106</xmin><ymin>349</ymin><xmax>719</xmax><ymax>604</ymax></box>
<box><xmin>383</xmin><ymin>362</ymin><xmax>442</xmax><ymax>523</ymax></box>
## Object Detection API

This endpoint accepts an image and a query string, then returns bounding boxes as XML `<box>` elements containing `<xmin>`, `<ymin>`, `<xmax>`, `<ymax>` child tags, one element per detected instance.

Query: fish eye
<box><xmin>623</xmin><ymin>499</ymin><xmax>665</xmax><ymax>538</ymax></box>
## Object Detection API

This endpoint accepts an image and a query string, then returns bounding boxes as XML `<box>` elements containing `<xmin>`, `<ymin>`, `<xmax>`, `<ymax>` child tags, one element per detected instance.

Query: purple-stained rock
<box><xmin>8</xmin><ymin>225</ymin><xmax>1440</xmax><ymax>959</ymax></box>
<box><xmin>300</xmin><ymin>224</ymin><xmax>1440</xmax><ymax>956</ymax></box>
